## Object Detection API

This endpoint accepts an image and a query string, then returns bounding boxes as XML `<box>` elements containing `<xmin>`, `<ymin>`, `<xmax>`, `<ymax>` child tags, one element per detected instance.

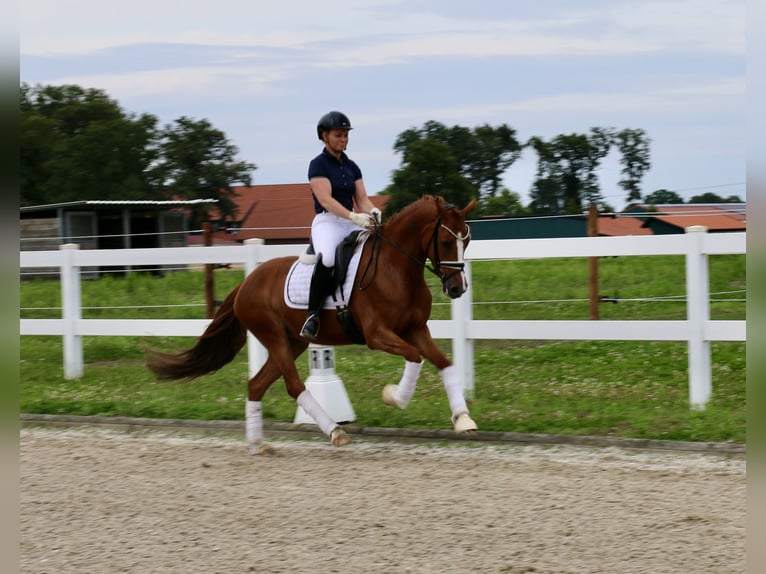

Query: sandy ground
<box><xmin>20</xmin><ymin>427</ymin><xmax>745</xmax><ymax>574</ymax></box>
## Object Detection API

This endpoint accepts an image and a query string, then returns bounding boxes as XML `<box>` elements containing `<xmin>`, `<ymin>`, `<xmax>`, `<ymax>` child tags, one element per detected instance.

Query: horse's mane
<box><xmin>384</xmin><ymin>195</ymin><xmax>443</xmax><ymax>227</ymax></box>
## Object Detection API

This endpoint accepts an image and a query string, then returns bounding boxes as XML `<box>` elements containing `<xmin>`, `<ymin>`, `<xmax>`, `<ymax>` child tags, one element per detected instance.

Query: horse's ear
<box><xmin>461</xmin><ymin>198</ymin><xmax>478</xmax><ymax>216</ymax></box>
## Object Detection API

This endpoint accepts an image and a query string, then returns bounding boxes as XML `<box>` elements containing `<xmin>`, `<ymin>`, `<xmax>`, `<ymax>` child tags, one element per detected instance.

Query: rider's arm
<box><xmin>353</xmin><ymin>179</ymin><xmax>376</xmax><ymax>214</ymax></box>
<box><xmin>310</xmin><ymin>177</ymin><xmax>354</xmax><ymax>219</ymax></box>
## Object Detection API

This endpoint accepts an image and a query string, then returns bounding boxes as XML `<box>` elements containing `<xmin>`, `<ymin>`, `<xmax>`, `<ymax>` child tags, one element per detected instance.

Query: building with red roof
<box><xmin>199</xmin><ymin>184</ymin><xmax>389</xmax><ymax>245</ymax></box>
<box><xmin>622</xmin><ymin>203</ymin><xmax>746</xmax><ymax>234</ymax></box>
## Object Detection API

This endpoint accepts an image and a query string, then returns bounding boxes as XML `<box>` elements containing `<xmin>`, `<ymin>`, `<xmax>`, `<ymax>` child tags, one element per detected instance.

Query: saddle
<box><xmin>300</xmin><ymin>229</ymin><xmax>365</xmax><ymax>291</ymax></box>
<box><xmin>288</xmin><ymin>230</ymin><xmax>369</xmax><ymax>344</ymax></box>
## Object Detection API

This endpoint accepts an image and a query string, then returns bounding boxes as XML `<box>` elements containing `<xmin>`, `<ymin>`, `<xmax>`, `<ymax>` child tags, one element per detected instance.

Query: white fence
<box><xmin>20</xmin><ymin>228</ymin><xmax>746</xmax><ymax>409</ymax></box>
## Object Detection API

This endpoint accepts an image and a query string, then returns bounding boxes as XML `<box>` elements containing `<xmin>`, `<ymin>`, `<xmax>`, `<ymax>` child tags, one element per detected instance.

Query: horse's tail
<box><xmin>146</xmin><ymin>284</ymin><xmax>248</xmax><ymax>381</ymax></box>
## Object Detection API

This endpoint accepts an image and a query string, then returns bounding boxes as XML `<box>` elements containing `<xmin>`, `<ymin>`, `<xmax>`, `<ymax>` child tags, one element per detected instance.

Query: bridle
<box><xmin>424</xmin><ymin>215</ymin><xmax>471</xmax><ymax>291</ymax></box>
<box><xmin>359</xmin><ymin>207</ymin><xmax>471</xmax><ymax>294</ymax></box>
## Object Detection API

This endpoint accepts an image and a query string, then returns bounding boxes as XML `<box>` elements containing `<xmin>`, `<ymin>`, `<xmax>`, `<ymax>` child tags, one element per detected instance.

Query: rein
<box><xmin>357</xmin><ymin>211</ymin><xmax>471</xmax><ymax>292</ymax></box>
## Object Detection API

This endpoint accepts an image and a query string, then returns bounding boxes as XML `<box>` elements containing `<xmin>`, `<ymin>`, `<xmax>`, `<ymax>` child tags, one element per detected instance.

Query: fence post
<box><xmin>451</xmin><ymin>260</ymin><xmax>475</xmax><ymax>399</ymax></box>
<box><xmin>685</xmin><ymin>226</ymin><xmax>711</xmax><ymax>409</ymax></box>
<box><xmin>243</xmin><ymin>238</ymin><xmax>268</xmax><ymax>378</ymax></box>
<box><xmin>60</xmin><ymin>244</ymin><xmax>83</xmax><ymax>379</ymax></box>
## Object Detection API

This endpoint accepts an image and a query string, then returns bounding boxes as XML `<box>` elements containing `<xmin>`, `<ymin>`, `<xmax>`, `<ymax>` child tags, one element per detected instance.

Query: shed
<box><xmin>621</xmin><ymin>203</ymin><xmax>747</xmax><ymax>234</ymax></box>
<box><xmin>469</xmin><ymin>215</ymin><xmax>587</xmax><ymax>240</ymax></box>
<box><xmin>20</xmin><ymin>198</ymin><xmax>218</xmax><ymax>276</ymax></box>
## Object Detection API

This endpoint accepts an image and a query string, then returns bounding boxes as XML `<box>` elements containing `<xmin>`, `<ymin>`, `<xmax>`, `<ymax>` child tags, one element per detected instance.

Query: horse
<box><xmin>146</xmin><ymin>195</ymin><xmax>478</xmax><ymax>454</ymax></box>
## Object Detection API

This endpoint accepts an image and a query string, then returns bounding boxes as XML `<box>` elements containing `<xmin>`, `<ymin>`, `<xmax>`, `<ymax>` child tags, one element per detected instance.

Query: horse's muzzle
<box><xmin>439</xmin><ymin>264</ymin><xmax>468</xmax><ymax>299</ymax></box>
<box><xmin>445</xmin><ymin>282</ymin><xmax>466</xmax><ymax>299</ymax></box>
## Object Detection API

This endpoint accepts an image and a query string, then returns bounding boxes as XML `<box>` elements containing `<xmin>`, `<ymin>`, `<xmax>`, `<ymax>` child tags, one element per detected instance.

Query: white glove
<box><xmin>370</xmin><ymin>207</ymin><xmax>382</xmax><ymax>225</ymax></box>
<box><xmin>349</xmin><ymin>211</ymin><xmax>372</xmax><ymax>228</ymax></box>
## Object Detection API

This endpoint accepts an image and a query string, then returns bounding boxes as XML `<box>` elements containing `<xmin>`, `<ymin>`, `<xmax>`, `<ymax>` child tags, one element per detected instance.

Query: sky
<box><xmin>19</xmin><ymin>0</ymin><xmax>746</xmax><ymax>211</ymax></box>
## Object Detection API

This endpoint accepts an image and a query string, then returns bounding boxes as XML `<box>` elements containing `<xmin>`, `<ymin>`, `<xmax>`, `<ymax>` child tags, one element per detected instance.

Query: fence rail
<box><xmin>20</xmin><ymin>228</ymin><xmax>746</xmax><ymax>409</ymax></box>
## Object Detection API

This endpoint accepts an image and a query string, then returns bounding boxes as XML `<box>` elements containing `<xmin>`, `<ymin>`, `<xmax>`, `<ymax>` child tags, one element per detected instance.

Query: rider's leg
<box><xmin>301</xmin><ymin>212</ymin><xmax>350</xmax><ymax>339</ymax></box>
<box><xmin>300</xmin><ymin>253</ymin><xmax>334</xmax><ymax>339</ymax></box>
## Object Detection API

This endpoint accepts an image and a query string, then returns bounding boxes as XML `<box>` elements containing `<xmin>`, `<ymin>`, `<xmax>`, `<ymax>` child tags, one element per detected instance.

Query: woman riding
<box><xmin>300</xmin><ymin>110</ymin><xmax>381</xmax><ymax>340</ymax></box>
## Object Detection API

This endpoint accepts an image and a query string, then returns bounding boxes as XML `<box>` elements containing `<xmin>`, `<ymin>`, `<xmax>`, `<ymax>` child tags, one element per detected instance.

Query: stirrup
<box><xmin>300</xmin><ymin>313</ymin><xmax>320</xmax><ymax>339</ymax></box>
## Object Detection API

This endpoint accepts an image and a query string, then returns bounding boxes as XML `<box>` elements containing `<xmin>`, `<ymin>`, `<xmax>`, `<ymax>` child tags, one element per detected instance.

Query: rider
<box><xmin>300</xmin><ymin>110</ymin><xmax>381</xmax><ymax>340</ymax></box>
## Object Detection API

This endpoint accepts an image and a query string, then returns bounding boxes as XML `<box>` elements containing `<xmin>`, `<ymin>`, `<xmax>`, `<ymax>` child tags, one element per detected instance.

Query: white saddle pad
<box><xmin>284</xmin><ymin>236</ymin><xmax>367</xmax><ymax>310</ymax></box>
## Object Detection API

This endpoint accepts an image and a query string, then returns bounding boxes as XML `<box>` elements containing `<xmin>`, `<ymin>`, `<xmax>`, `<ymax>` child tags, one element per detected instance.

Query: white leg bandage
<box><xmin>297</xmin><ymin>390</ymin><xmax>338</xmax><ymax>436</ymax></box>
<box><xmin>246</xmin><ymin>400</ymin><xmax>263</xmax><ymax>444</ymax></box>
<box><xmin>391</xmin><ymin>360</ymin><xmax>423</xmax><ymax>408</ymax></box>
<box><xmin>440</xmin><ymin>365</ymin><xmax>469</xmax><ymax>421</ymax></box>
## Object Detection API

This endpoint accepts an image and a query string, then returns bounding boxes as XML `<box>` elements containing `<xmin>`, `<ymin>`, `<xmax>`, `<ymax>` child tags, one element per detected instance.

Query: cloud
<box><xmin>18</xmin><ymin>0</ymin><xmax>745</xmax><ymax>207</ymax></box>
<box><xmin>21</xmin><ymin>0</ymin><xmax>744</xmax><ymax>60</ymax></box>
<box><xmin>44</xmin><ymin>64</ymin><xmax>291</xmax><ymax>100</ymax></box>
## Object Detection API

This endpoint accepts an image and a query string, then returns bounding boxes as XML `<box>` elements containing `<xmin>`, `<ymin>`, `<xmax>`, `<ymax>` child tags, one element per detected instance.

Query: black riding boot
<box><xmin>300</xmin><ymin>258</ymin><xmax>334</xmax><ymax>340</ymax></box>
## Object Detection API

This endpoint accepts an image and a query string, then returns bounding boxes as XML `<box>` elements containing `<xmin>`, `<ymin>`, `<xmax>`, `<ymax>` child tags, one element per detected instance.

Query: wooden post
<box><xmin>203</xmin><ymin>222</ymin><xmax>215</xmax><ymax>319</ymax></box>
<box><xmin>587</xmin><ymin>204</ymin><xmax>599</xmax><ymax>320</ymax></box>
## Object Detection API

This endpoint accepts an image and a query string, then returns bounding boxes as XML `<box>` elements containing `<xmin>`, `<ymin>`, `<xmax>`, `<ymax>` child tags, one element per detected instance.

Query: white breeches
<box><xmin>311</xmin><ymin>211</ymin><xmax>361</xmax><ymax>266</ymax></box>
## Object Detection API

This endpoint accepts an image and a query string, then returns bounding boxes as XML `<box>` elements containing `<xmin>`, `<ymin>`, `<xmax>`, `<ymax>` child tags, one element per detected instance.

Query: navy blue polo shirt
<box><xmin>307</xmin><ymin>148</ymin><xmax>363</xmax><ymax>214</ymax></box>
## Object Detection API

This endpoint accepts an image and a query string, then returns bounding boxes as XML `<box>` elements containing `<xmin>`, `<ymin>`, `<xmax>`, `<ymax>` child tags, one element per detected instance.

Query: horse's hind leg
<box><xmin>262</xmin><ymin>334</ymin><xmax>351</xmax><ymax>447</ymax></box>
<box><xmin>245</xmin><ymin>337</ymin><xmax>311</xmax><ymax>455</ymax></box>
<box><xmin>245</xmin><ymin>356</ymin><xmax>283</xmax><ymax>456</ymax></box>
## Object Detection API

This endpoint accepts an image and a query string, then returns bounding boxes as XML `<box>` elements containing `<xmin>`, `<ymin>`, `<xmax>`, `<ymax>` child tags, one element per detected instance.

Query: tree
<box><xmin>688</xmin><ymin>192</ymin><xmax>742</xmax><ymax>204</ymax></box>
<box><xmin>644</xmin><ymin>189</ymin><xmax>684</xmax><ymax>205</ymax></box>
<box><xmin>466</xmin><ymin>124</ymin><xmax>523</xmax><ymax>198</ymax></box>
<box><xmin>20</xmin><ymin>83</ymin><xmax>159</xmax><ymax>206</ymax></box>
<box><xmin>527</xmin><ymin>128</ymin><xmax>612</xmax><ymax>214</ymax></box>
<box><xmin>477</xmin><ymin>188</ymin><xmax>528</xmax><ymax>217</ymax></box>
<box><xmin>385</xmin><ymin>121</ymin><xmax>523</xmax><ymax>212</ymax></box>
<box><xmin>148</xmin><ymin>116</ymin><xmax>256</xmax><ymax>225</ymax></box>
<box><xmin>613</xmin><ymin>128</ymin><xmax>651</xmax><ymax>203</ymax></box>
<box><xmin>381</xmin><ymin>138</ymin><xmax>474</xmax><ymax>215</ymax></box>
<box><xmin>20</xmin><ymin>84</ymin><xmax>257</xmax><ymax>224</ymax></box>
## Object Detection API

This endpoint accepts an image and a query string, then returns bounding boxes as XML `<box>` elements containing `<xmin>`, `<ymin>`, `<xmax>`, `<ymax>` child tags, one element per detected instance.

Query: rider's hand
<box><xmin>370</xmin><ymin>208</ymin><xmax>382</xmax><ymax>225</ymax></box>
<box><xmin>349</xmin><ymin>211</ymin><xmax>373</xmax><ymax>228</ymax></box>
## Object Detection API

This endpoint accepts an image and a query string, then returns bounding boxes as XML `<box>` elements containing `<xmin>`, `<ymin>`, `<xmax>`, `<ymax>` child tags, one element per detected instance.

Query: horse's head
<box><xmin>426</xmin><ymin>197</ymin><xmax>477</xmax><ymax>299</ymax></box>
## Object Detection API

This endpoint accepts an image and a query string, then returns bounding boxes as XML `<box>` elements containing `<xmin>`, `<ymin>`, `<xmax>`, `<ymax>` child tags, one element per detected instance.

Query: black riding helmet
<box><xmin>317</xmin><ymin>111</ymin><xmax>352</xmax><ymax>140</ymax></box>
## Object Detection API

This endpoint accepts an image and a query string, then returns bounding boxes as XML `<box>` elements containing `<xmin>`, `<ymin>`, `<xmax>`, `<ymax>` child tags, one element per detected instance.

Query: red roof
<box><xmin>642</xmin><ymin>214</ymin><xmax>746</xmax><ymax>232</ymax></box>
<box><xmin>597</xmin><ymin>216</ymin><xmax>653</xmax><ymax>236</ymax></box>
<box><xmin>211</xmin><ymin>183</ymin><xmax>388</xmax><ymax>243</ymax></box>
<box><xmin>623</xmin><ymin>204</ymin><xmax>746</xmax><ymax>232</ymax></box>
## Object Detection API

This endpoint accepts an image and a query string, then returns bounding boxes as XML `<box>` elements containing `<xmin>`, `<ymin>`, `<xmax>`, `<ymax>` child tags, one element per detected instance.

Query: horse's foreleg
<box><xmin>409</xmin><ymin>327</ymin><xmax>478</xmax><ymax>434</ymax></box>
<box><xmin>364</xmin><ymin>328</ymin><xmax>425</xmax><ymax>409</ymax></box>
<box><xmin>439</xmin><ymin>365</ymin><xmax>478</xmax><ymax>434</ymax></box>
<box><xmin>382</xmin><ymin>360</ymin><xmax>423</xmax><ymax>409</ymax></box>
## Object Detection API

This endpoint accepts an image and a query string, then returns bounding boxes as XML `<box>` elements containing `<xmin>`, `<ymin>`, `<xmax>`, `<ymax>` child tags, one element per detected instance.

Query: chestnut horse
<box><xmin>146</xmin><ymin>195</ymin><xmax>478</xmax><ymax>454</ymax></box>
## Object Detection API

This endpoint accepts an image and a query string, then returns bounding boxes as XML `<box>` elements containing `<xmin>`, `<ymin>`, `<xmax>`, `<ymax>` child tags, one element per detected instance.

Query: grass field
<box><xmin>20</xmin><ymin>254</ymin><xmax>746</xmax><ymax>443</ymax></box>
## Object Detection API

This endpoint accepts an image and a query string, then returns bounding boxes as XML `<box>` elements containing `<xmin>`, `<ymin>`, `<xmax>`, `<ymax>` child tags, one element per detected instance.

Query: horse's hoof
<box><xmin>382</xmin><ymin>384</ymin><xmax>405</xmax><ymax>409</ymax></box>
<box><xmin>453</xmin><ymin>413</ymin><xmax>478</xmax><ymax>434</ymax></box>
<box><xmin>331</xmin><ymin>427</ymin><xmax>351</xmax><ymax>447</ymax></box>
<box><xmin>249</xmin><ymin>441</ymin><xmax>277</xmax><ymax>456</ymax></box>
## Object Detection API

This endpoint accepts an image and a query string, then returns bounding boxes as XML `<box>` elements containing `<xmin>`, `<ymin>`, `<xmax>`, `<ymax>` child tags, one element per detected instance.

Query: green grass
<box><xmin>20</xmin><ymin>255</ymin><xmax>746</xmax><ymax>443</ymax></box>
